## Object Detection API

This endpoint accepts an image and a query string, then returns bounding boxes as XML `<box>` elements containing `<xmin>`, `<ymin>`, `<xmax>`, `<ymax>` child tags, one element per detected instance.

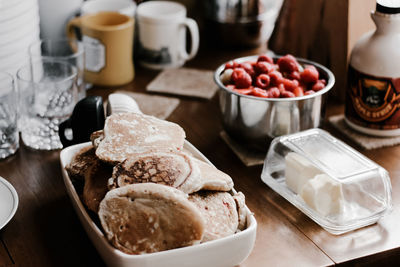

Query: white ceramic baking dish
<box><xmin>60</xmin><ymin>141</ymin><xmax>257</xmax><ymax>267</ymax></box>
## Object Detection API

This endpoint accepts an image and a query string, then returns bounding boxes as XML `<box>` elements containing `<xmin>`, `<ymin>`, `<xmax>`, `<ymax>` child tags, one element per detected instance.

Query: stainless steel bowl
<box><xmin>203</xmin><ymin>0</ymin><xmax>283</xmax><ymax>48</ymax></box>
<box><xmin>214</xmin><ymin>55</ymin><xmax>335</xmax><ymax>151</ymax></box>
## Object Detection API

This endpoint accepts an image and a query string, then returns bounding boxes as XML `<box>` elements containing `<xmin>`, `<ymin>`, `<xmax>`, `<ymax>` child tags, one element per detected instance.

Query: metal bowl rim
<box><xmin>214</xmin><ymin>55</ymin><xmax>335</xmax><ymax>102</ymax></box>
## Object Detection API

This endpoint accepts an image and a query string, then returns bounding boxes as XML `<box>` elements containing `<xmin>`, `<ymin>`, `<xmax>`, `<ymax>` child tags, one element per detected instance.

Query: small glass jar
<box><xmin>345</xmin><ymin>0</ymin><xmax>400</xmax><ymax>136</ymax></box>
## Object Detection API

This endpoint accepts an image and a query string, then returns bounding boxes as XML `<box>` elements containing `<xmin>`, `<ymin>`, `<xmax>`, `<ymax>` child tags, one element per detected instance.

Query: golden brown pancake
<box><xmin>109</xmin><ymin>151</ymin><xmax>202</xmax><ymax>194</ymax></box>
<box><xmin>98</xmin><ymin>183</ymin><xmax>205</xmax><ymax>254</ymax></box>
<box><xmin>82</xmin><ymin>159</ymin><xmax>113</xmax><ymax>213</ymax></box>
<box><xmin>109</xmin><ymin>154</ymin><xmax>234</xmax><ymax>195</ymax></box>
<box><xmin>65</xmin><ymin>146</ymin><xmax>97</xmax><ymax>182</ymax></box>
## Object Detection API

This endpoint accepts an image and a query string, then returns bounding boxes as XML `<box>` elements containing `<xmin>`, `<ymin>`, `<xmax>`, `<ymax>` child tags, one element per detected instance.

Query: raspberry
<box><xmin>224</xmin><ymin>61</ymin><xmax>239</xmax><ymax>70</ymax></box>
<box><xmin>239</xmin><ymin>62</ymin><xmax>255</xmax><ymax>77</ymax></box>
<box><xmin>280</xmin><ymin>91</ymin><xmax>296</xmax><ymax>98</ymax></box>
<box><xmin>278</xmin><ymin>83</ymin><xmax>285</xmax><ymax>94</ymax></box>
<box><xmin>267</xmin><ymin>87</ymin><xmax>280</xmax><ymax>98</ymax></box>
<box><xmin>293</xmin><ymin>87</ymin><xmax>304</xmax><ymax>97</ymax></box>
<box><xmin>311</xmin><ymin>80</ymin><xmax>325</xmax><ymax>91</ymax></box>
<box><xmin>269</xmin><ymin>71</ymin><xmax>283</xmax><ymax>86</ymax></box>
<box><xmin>255</xmin><ymin>74</ymin><xmax>270</xmax><ymax>89</ymax></box>
<box><xmin>254</xmin><ymin>61</ymin><xmax>273</xmax><ymax>75</ymax></box>
<box><xmin>251</xmin><ymin>87</ymin><xmax>270</xmax><ymax>98</ymax></box>
<box><xmin>233</xmin><ymin>88</ymin><xmax>253</xmax><ymax>95</ymax></box>
<box><xmin>277</xmin><ymin>54</ymin><xmax>299</xmax><ymax>73</ymax></box>
<box><xmin>257</xmin><ymin>54</ymin><xmax>274</xmax><ymax>64</ymax></box>
<box><xmin>282</xmin><ymin>78</ymin><xmax>299</xmax><ymax>92</ymax></box>
<box><xmin>287</xmin><ymin>71</ymin><xmax>300</xmax><ymax>81</ymax></box>
<box><xmin>231</xmin><ymin>68</ymin><xmax>252</xmax><ymax>88</ymax></box>
<box><xmin>300</xmin><ymin>65</ymin><xmax>319</xmax><ymax>84</ymax></box>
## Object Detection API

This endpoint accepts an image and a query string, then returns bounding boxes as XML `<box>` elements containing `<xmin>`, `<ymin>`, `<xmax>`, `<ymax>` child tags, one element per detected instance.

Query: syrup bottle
<box><xmin>345</xmin><ymin>0</ymin><xmax>400</xmax><ymax>136</ymax></box>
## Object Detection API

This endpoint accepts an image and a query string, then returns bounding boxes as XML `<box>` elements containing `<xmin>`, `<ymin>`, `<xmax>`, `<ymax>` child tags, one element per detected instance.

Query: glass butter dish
<box><xmin>261</xmin><ymin>128</ymin><xmax>392</xmax><ymax>235</ymax></box>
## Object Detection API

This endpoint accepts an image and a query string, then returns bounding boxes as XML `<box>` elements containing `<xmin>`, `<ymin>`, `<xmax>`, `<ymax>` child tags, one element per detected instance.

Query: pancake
<box><xmin>90</xmin><ymin>130</ymin><xmax>104</xmax><ymax>149</ymax></box>
<box><xmin>233</xmin><ymin>192</ymin><xmax>247</xmax><ymax>231</ymax></box>
<box><xmin>109</xmin><ymin>153</ymin><xmax>234</xmax><ymax>195</ymax></box>
<box><xmin>189</xmin><ymin>191</ymin><xmax>238</xmax><ymax>242</ymax></box>
<box><xmin>82</xmin><ymin>159</ymin><xmax>113</xmax><ymax>213</ymax></box>
<box><xmin>95</xmin><ymin>113</ymin><xmax>186</xmax><ymax>164</ymax></box>
<box><xmin>98</xmin><ymin>183</ymin><xmax>205</xmax><ymax>254</ymax></box>
<box><xmin>65</xmin><ymin>146</ymin><xmax>97</xmax><ymax>182</ymax></box>
<box><xmin>109</xmin><ymin>151</ymin><xmax>202</xmax><ymax>194</ymax></box>
<box><xmin>193</xmin><ymin>158</ymin><xmax>234</xmax><ymax>192</ymax></box>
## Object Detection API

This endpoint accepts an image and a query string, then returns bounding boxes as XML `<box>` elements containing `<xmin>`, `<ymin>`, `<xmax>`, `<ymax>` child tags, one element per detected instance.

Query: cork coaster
<box><xmin>220</xmin><ymin>131</ymin><xmax>266</xmax><ymax>167</ymax></box>
<box><xmin>328</xmin><ymin>114</ymin><xmax>400</xmax><ymax>150</ymax></box>
<box><xmin>146</xmin><ymin>68</ymin><xmax>218</xmax><ymax>99</ymax></box>
<box><xmin>114</xmin><ymin>91</ymin><xmax>180</xmax><ymax>120</ymax></box>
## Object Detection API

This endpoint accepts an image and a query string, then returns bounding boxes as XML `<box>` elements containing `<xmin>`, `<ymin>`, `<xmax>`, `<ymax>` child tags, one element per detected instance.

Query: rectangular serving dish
<box><xmin>261</xmin><ymin>128</ymin><xmax>392</xmax><ymax>235</ymax></box>
<box><xmin>60</xmin><ymin>141</ymin><xmax>257</xmax><ymax>267</ymax></box>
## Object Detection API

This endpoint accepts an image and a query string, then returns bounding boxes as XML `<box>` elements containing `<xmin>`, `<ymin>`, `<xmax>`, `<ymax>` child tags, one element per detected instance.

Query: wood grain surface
<box><xmin>0</xmin><ymin>38</ymin><xmax>399</xmax><ymax>267</ymax></box>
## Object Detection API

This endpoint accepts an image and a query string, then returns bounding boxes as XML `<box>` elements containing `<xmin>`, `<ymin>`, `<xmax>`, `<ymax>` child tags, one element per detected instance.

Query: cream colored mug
<box><xmin>67</xmin><ymin>11</ymin><xmax>134</xmax><ymax>86</ymax></box>
<box><xmin>136</xmin><ymin>1</ymin><xmax>199</xmax><ymax>70</ymax></box>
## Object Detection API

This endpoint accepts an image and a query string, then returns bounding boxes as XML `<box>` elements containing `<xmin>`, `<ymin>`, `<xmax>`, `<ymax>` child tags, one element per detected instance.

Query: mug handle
<box><xmin>66</xmin><ymin>16</ymin><xmax>82</xmax><ymax>51</ymax></box>
<box><xmin>179</xmin><ymin>18</ymin><xmax>199</xmax><ymax>61</ymax></box>
<box><xmin>59</xmin><ymin>119</ymin><xmax>74</xmax><ymax>147</ymax></box>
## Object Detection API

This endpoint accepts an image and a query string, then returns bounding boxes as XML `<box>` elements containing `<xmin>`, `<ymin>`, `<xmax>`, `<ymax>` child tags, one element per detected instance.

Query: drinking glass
<box><xmin>29</xmin><ymin>39</ymin><xmax>86</xmax><ymax>100</ymax></box>
<box><xmin>17</xmin><ymin>59</ymin><xmax>78</xmax><ymax>150</ymax></box>
<box><xmin>0</xmin><ymin>72</ymin><xmax>19</xmax><ymax>158</ymax></box>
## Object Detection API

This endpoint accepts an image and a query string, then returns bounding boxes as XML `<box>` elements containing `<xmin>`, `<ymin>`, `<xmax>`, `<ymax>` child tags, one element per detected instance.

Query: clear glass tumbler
<box><xmin>29</xmin><ymin>39</ymin><xmax>86</xmax><ymax>100</ymax></box>
<box><xmin>17</xmin><ymin>59</ymin><xmax>78</xmax><ymax>150</ymax></box>
<box><xmin>0</xmin><ymin>72</ymin><xmax>19</xmax><ymax>158</ymax></box>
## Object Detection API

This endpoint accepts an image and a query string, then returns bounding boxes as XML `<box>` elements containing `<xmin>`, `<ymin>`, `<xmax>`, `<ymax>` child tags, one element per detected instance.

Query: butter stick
<box><xmin>285</xmin><ymin>152</ymin><xmax>322</xmax><ymax>194</ymax></box>
<box><xmin>300</xmin><ymin>174</ymin><xmax>345</xmax><ymax>216</ymax></box>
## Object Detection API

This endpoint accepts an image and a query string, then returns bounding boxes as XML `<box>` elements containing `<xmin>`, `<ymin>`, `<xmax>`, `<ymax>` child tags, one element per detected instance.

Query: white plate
<box><xmin>0</xmin><ymin>0</ymin><xmax>26</xmax><ymax>9</ymax></box>
<box><xmin>60</xmin><ymin>141</ymin><xmax>257</xmax><ymax>267</ymax></box>
<box><xmin>0</xmin><ymin>0</ymin><xmax>37</xmax><ymax>22</ymax></box>
<box><xmin>0</xmin><ymin>176</ymin><xmax>18</xmax><ymax>230</ymax></box>
<box><xmin>0</xmin><ymin>18</ymin><xmax>40</xmax><ymax>46</ymax></box>
<box><xmin>0</xmin><ymin>29</ymin><xmax>40</xmax><ymax>57</ymax></box>
<box><xmin>0</xmin><ymin>4</ymin><xmax>39</xmax><ymax>34</ymax></box>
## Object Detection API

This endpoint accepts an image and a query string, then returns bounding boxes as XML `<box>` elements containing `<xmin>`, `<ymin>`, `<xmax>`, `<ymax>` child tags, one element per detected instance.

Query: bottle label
<box><xmin>82</xmin><ymin>35</ymin><xmax>105</xmax><ymax>73</ymax></box>
<box><xmin>345</xmin><ymin>65</ymin><xmax>400</xmax><ymax>130</ymax></box>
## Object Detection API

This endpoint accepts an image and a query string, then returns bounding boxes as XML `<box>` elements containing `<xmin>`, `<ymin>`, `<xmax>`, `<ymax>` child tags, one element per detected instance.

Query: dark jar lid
<box><xmin>376</xmin><ymin>0</ymin><xmax>400</xmax><ymax>14</ymax></box>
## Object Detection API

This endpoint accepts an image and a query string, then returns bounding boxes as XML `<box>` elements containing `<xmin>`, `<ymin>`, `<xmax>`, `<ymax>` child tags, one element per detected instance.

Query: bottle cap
<box><xmin>376</xmin><ymin>0</ymin><xmax>400</xmax><ymax>14</ymax></box>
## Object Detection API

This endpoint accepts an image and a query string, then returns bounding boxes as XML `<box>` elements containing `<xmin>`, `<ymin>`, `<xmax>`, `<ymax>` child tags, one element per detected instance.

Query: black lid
<box><xmin>376</xmin><ymin>0</ymin><xmax>400</xmax><ymax>14</ymax></box>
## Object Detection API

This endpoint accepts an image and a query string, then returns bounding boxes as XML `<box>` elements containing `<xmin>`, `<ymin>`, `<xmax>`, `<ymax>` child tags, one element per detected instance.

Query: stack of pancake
<box><xmin>66</xmin><ymin>112</ymin><xmax>247</xmax><ymax>255</ymax></box>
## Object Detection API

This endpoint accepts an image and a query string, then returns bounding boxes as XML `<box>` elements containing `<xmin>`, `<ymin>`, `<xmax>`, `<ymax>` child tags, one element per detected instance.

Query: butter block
<box><xmin>285</xmin><ymin>152</ymin><xmax>322</xmax><ymax>194</ymax></box>
<box><xmin>300</xmin><ymin>174</ymin><xmax>345</xmax><ymax>216</ymax></box>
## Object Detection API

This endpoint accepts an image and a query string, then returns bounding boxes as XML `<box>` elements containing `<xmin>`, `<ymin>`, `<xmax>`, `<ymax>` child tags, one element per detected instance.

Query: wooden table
<box><xmin>1</xmin><ymin>43</ymin><xmax>400</xmax><ymax>267</ymax></box>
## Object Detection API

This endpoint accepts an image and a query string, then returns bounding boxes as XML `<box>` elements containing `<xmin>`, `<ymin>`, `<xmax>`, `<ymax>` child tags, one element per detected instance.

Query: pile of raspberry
<box><xmin>220</xmin><ymin>54</ymin><xmax>327</xmax><ymax>98</ymax></box>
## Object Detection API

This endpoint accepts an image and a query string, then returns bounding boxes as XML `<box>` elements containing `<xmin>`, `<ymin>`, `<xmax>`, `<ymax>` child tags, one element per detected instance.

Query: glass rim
<box><xmin>16</xmin><ymin>59</ymin><xmax>78</xmax><ymax>84</ymax></box>
<box><xmin>29</xmin><ymin>38</ymin><xmax>84</xmax><ymax>60</ymax></box>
